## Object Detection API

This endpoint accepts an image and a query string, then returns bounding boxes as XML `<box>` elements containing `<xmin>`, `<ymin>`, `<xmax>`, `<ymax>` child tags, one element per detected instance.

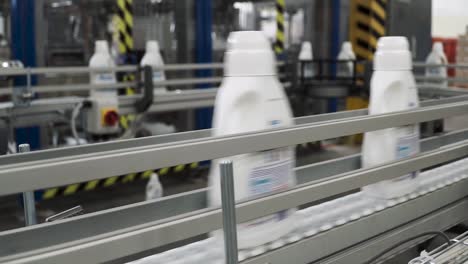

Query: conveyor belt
<box><xmin>127</xmin><ymin>157</ymin><xmax>468</xmax><ymax>264</ymax></box>
<box><xmin>2</xmin><ymin>94</ymin><xmax>468</xmax><ymax>263</ymax></box>
<box><xmin>1</xmin><ymin>139</ymin><xmax>468</xmax><ymax>264</ymax></box>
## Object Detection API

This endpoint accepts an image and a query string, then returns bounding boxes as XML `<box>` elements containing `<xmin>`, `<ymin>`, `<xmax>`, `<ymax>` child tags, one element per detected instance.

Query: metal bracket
<box><xmin>12</xmin><ymin>66</ymin><xmax>33</xmax><ymax>107</ymax></box>
<box><xmin>134</xmin><ymin>65</ymin><xmax>154</xmax><ymax>113</ymax></box>
<box><xmin>45</xmin><ymin>206</ymin><xmax>83</xmax><ymax>223</ymax></box>
<box><xmin>19</xmin><ymin>143</ymin><xmax>36</xmax><ymax>226</ymax></box>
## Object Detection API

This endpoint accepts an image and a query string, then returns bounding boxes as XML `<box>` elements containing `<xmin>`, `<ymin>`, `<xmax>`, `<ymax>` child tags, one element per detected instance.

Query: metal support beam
<box><xmin>11</xmin><ymin>0</ymin><xmax>37</xmax><ymax>70</ymax></box>
<box><xmin>220</xmin><ymin>161</ymin><xmax>239</xmax><ymax>264</ymax></box>
<box><xmin>19</xmin><ymin>143</ymin><xmax>36</xmax><ymax>226</ymax></box>
<box><xmin>328</xmin><ymin>0</ymin><xmax>341</xmax><ymax>112</ymax></box>
<box><xmin>195</xmin><ymin>0</ymin><xmax>213</xmax><ymax>129</ymax></box>
<box><xmin>11</xmin><ymin>0</ymin><xmax>40</xmax><ymax>150</ymax></box>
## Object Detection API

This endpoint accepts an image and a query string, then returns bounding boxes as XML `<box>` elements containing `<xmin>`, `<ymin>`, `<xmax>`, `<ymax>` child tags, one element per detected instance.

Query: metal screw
<box><xmin>21</xmin><ymin>92</ymin><xmax>33</xmax><ymax>100</ymax></box>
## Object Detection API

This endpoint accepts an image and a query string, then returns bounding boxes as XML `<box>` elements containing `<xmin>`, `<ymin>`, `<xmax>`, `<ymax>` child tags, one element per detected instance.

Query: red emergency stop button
<box><xmin>103</xmin><ymin>110</ymin><xmax>119</xmax><ymax>126</ymax></box>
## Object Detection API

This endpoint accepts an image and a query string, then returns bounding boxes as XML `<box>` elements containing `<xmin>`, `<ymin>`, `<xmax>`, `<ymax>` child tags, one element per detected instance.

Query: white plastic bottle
<box><xmin>298</xmin><ymin>41</ymin><xmax>314</xmax><ymax>78</ymax></box>
<box><xmin>362</xmin><ymin>37</ymin><xmax>420</xmax><ymax>200</ymax></box>
<box><xmin>209</xmin><ymin>31</ymin><xmax>296</xmax><ymax>249</ymax></box>
<box><xmin>145</xmin><ymin>173</ymin><xmax>163</xmax><ymax>200</ymax></box>
<box><xmin>140</xmin><ymin>40</ymin><xmax>167</xmax><ymax>93</ymax></box>
<box><xmin>425</xmin><ymin>42</ymin><xmax>448</xmax><ymax>86</ymax></box>
<box><xmin>337</xmin><ymin>41</ymin><xmax>356</xmax><ymax>77</ymax></box>
<box><xmin>89</xmin><ymin>40</ymin><xmax>117</xmax><ymax>95</ymax></box>
<box><xmin>87</xmin><ymin>40</ymin><xmax>119</xmax><ymax>135</ymax></box>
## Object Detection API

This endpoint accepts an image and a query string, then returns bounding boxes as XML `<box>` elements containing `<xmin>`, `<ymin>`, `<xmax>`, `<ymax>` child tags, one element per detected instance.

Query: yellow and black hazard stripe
<box><xmin>119</xmin><ymin>74</ymin><xmax>136</xmax><ymax>130</ymax></box>
<box><xmin>41</xmin><ymin>162</ymin><xmax>199</xmax><ymax>200</ymax></box>
<box><xmin>116</xmin><ymin>0</ymin><xmax>133</xmax><ymax>55</ymax></box>
<box><xmin>347</xmin><ymin>0</ymin><xmax>386</xmax><ymax>143</ymax></box>
<box><xmin>349</xmin><ymin>0</ymin><xmax>387</xmax><ymax>67</ymax></box>
<box><xmin>116</xmin><ymin>0</ymin><xmax>137</xmax><ymax>127</ymax></box>
<box><xmin>274</xmin><ymin>0</ymin><xmax>285</xmax><ymax>55</ymax></box>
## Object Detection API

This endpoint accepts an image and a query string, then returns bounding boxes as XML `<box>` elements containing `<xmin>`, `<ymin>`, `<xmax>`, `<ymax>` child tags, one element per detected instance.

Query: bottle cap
<box><xmin>433</xmin><ymin>42</ymin><xmax>444</xmax><ymax>54</ymax></box>
<box><xmin>146</xmin><ymin>41</ymin><xmax>160</xmax><ymax>53</ymax></box>
<box><xmin>224</xmin><ymin>31</ymin><xmax>276</xmax><ymax>76</ymax></box>
<box><xmin>95</xmin><ymin>40</ymin><xmax>110</xmax><ymax>54</ymax></box>
<box><xmin>374</xmin><ymin>36</ymin><xmax>412</xmax><ymax>71</ymax></box>
<box><xmin>341</xmin><ymin>41</ymin><xmax>353</xmax><ymax>54</ymax></box>
<box><xmin>299</xmin><ymin>41</ymin><xmax>313</xmax><ymax>61</ymax></box>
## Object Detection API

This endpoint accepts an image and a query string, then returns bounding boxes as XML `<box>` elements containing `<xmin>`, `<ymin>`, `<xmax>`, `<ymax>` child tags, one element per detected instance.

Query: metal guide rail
<box><xmin>0</xmin><ymin>62</ymin><xmax>288</xmax><ymax>96</ymax></box>
<box><xmin>409</xmin><ymin>231</ymin><xmax>468</xmax><ymax>264</ymax></box>
<box><xmin>1</xmin><ymin>96</ymin><xmax>468</xmax><ymax>263</ymax></box>
<box><xmin>1</xmin><ymin>92</ymin><xmax>459</xmax><ymax>166</ymax></box>
<box><xmin>0</xmin><ymin>63</ymin><xmax>292</xmax><ymax>121</ymax></box>
<box><xmin>0</xmin><ymin>61</ymin><xmax>460</xmax><ymax>97</ymax></box>
<box><xmin>0</xmin><ymin>81</ymin><xmax>462</xmax><ymax>120</ymax></box>
<box><xmin>0</xmin><ymin>61</ymin><xmax>462</xmax><ymax>127</ymax></box>
<box><xmin>3</xmin><ymin>94</ymin><xmax>468</xmax><ymax>195</ymax></box>
<box><xmin>413</xmin><ymin>62</ymin><xmax>468</xmax><ymax>69</ymax></box>
<box><xmin>0</xmin><ymin>62</ymin><xmax>291</xmax><ymax>77</ymax></box>
<box><xmin>0</xmin><ymin>88</ymin><xmax>219</xmax><ymax>121</ymax></box>
<box><xmin>0</xmin><ymin>64</ymin><xmax>228</xmax><ymax>105</ymax></box>
<box><xmin>3</xmin><ymin>91</ymin><xmax>465</xmax><ymax>200</ymax></box>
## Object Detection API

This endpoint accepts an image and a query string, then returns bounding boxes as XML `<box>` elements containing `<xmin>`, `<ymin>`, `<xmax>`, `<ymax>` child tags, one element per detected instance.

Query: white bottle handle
<box><xmin>381</xmin><ymin>80</ymin><xmax>407</xmax><ymax>113</ymax></box>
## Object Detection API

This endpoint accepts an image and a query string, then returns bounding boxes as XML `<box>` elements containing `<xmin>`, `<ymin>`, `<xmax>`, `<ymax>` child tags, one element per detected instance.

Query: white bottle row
<box><xmin>128</xmin><ymin>155</ymin><xmax>468</xmax><ymax>264</ymax></box>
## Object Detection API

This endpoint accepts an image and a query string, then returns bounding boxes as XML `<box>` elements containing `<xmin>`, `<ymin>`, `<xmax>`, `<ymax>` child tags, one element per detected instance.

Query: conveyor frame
<box><xmin>1</xmin><ymin>128</ymin><xmax>468</xmax><ymax>264</ymax></box>
<box><xmin>3</xmin><ymin>96</ymin><xmax>468</xmax><ymax>195</ymax></box>
<box><xmin>1</xmin><ymin>95</ymin><xmax>468</xmax><ymax>263</ymax></box>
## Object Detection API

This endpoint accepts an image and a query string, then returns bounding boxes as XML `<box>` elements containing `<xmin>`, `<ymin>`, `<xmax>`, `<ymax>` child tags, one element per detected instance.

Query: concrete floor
<box><xmin>0</xmin><ymin>172</ymin><xmax>207</xmax><ymax>231</ymax></box>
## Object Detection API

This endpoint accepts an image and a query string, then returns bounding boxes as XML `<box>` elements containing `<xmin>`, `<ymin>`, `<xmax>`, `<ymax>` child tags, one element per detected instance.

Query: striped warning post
<box><xmin>116</xmin><ymin>0</ymin><xmax>133</xmax><ymax>55</ymax></box>
<box><xmin>116</xmin><ymin>0</ymin><xmax>137</xmax><ymax>128</ymax></box>
<box><xmin>347</xmin><ymin>0</ymin><xmax>386</xmax><ymax>144</ymax></box>
<box><xmin>274</xmin><ymin>0</ymin><xmax>286</xmax><ymax>55</ymax></box>
<box><xmin>41</xmin><ymin>162</ymin><xmax>200</xmax><ymax>200</ymax></box>
<box><xmin>349</xmin><ymin>0</ymin><xmax>387</xmax><ymax>64</ymax></box>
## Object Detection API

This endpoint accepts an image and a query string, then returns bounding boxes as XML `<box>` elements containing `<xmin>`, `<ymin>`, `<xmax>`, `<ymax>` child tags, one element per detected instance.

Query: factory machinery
<box><xmin>0</xmin><ymin>60</ymin><xmax>460</xmax><ymax>143</ymax></box>
<box><xmin>1</xmin><ymin>63</ymin><xmax>468</xmax><ymax>263</ymax></box>
<box><xmin>0</xmin><ymin>62</ymin><xmax>292</xmax><ymax>148</ymax></box>
<box><xmin>0</xmin><ymin>63</ymin><xmax>225</xmax><ymax>129</ymax></box>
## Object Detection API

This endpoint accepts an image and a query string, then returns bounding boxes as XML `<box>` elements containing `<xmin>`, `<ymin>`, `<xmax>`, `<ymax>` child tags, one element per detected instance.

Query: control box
<box><xmin>84</xmin><ymin>96</ymin><xmax>119</xmax><ymax>135</ymax></box>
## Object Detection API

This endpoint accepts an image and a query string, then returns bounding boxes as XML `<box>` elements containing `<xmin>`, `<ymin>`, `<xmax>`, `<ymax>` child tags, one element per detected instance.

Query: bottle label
<box><xmin>394</xmin><ymin>125</ymin><xmax>419</xmax><ymax>181</ymax></box>
<box><xmin>91</xmin><ymin>72</ymin><xmax>116</xmax><ymax>93</ymax></box>
<box><xmin>298</xmin><ymin>63</ymin><xmax>315</xmax><ymax>79</ymax></box>
<box><xmin>304</xmin><ymin>64</ymin><xmax>314</xmax><ymax>78</ymax></box>
<box><xmin>94</xmin><ymin>73</ymin><xmax>116</xmax><ymax>84</ymax></box>
<box><xmin>248</xmin><ymin>151</ymin><xmax>293</xmax><ymax>197</ymax></box>
<box><xmin>396</xmin><ymin>126</ymin><xmax>418</xmax><ymax>157</ymax></box>
<box><xmin>243</xmin><ymin>147</ymin><xmax>294</xmax><ymax>227</ymax></box>
<box><xmin>239</xmin><ymin>118</ymin><xmax>295</xmax><ymax>229</ymax></box>
<box><xmin>337</xmin><ymin>62</ymin><xmax>352</xmax><ymax>77</ymax></box>
<box><xmin>426</xmin><ymin>58</ymin><xmax>446</xmax><ymax>83</ymax></box>
<box><xmin>428</xmin><ymin>66</ymin><xmax>446</xmax><ymax>77</ymax></box>
<box><xmin>152</xmin><ymin>71</ymin><xmax>164</xmax><ymax>83</ymax></box>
